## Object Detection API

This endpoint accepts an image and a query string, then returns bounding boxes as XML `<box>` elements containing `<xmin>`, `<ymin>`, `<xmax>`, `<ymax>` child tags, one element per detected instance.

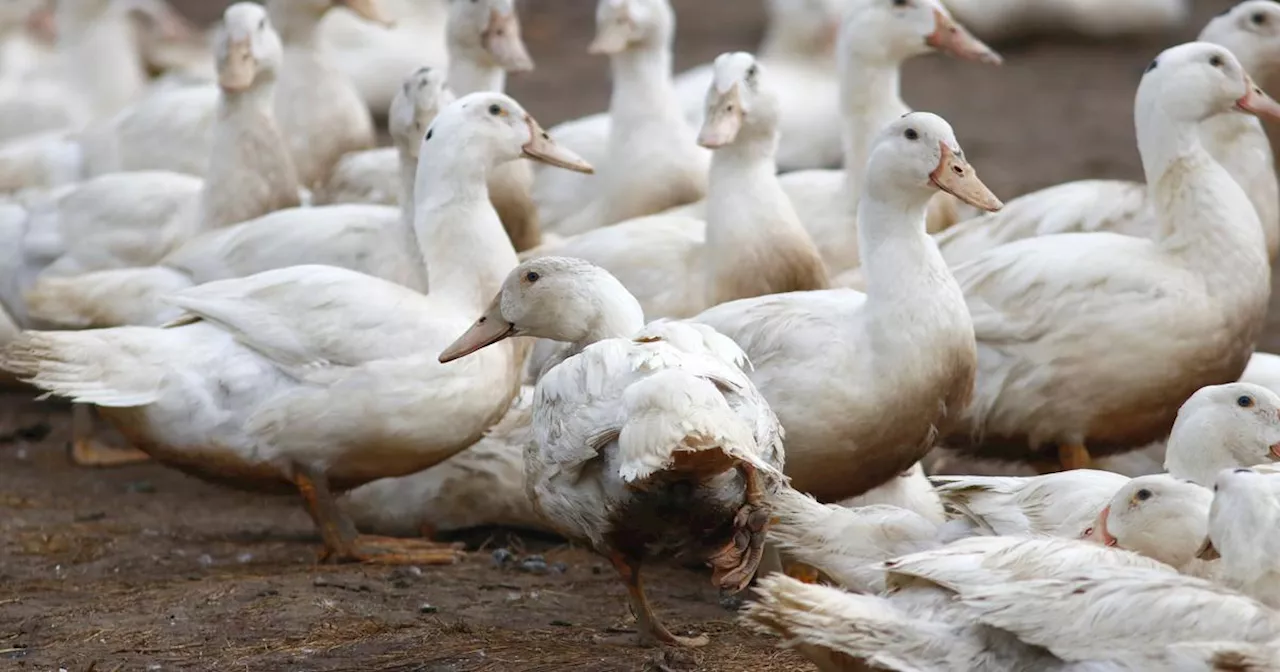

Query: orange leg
<box><xmin>595</xmin><ymin>551</ymin><xmax>709</xmax><ymax>648</ymax></box>
<box><xmin>68</xmin><ymin>406</ymin><xmax>150</xmax><ymax>467</ymax></box>
<box><xmin>1058</xmin><ymin>443</ymin><xmax>1092</xmax><ymax>472</ymax></box>
<box><xmin>784</xmin><ymin>562</ymin><xmax>822</xmax><ymax>584</ymax></box>
<box><xmin>294</xmin><ymin>465</ymin><xmax>463</xmax><ymax>566</ymax></box>
<box><xmin>708</xmin><ymin>463</ymin><xmax>771</xmax><ymax>592</ymax></box>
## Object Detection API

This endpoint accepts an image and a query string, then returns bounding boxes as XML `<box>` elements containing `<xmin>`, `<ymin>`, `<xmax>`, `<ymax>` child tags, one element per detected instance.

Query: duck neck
<box><xmin>1140</xmin><ymin>105</ymin><xmax>1269</xmax><ymax>289</ymax></box>
<box><xmin>857</xmin><ymin>190</ymin><xmax>953</xmax><ymax>306</ymax></box>
<box><xmin>447</xmin><ymin>52</ymin><xmax>506</xmax><ymax>95</ymax></box>
<box><xmin>608</xmin><ymin>39</ymin><xmax>681</xmax><ymax>128</ymax></box>
<box><xmin>269</xmin><ymin>3</ymin><xmax>324</xmax><ymax>50</ymax></box>
<box><xmin>396</xmin><ymin>142</ymin><xmax>428</xmax><ymax>292</ymax></box>
<box><xmin>759</xmin><ymin>19</ymin><xmax>831</xmax><ymax>62</ymax></box>
<box><xmin>413</xmin><ymin>146</ymin><xmax>518</xmax><ymax>312</ymax></box>
<box><xmin>57</xmin><ymin>7</ymin><xmax>145</xmax><ymax>117</ymax></box>
<box><xmin>199</xmin><ymin>73</ymin><xmax>301</xmax><ymax>230</ymax></box>
<box><xmin>839</xmin><ymin>59</ymin><xmax>908</xmax><ymax>198</ymax></box>
<box><xmin>551</xmin><ymin>288</ymin><xmax>645</xmax><ymax>370</ymax></box>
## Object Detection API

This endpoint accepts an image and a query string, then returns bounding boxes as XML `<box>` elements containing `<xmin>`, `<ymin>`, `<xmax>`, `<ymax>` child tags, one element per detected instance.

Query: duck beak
<box><xmin>439</xmin><ymin>296</ymin><xmax>516</xmax><ymax>363</ymax></box>
<box><xmin>698</xmin><ymin>84</ymin><xmax>744</xmax><ymax>149</ymax></box>
<box><xmin>1195</xmin><ymin>537</ymin><xmax>1220</xmax><ymax>561</ymax></box>
<box><xmin>484</xmin><ymin>8</ymin><xmax>534</xmax><ymax>72</ymax></box>
<box><xmin>925</xmin><ymin>9</ymin><xmax>1002</xmax><ymax>65</ymax></box>
<box><xmin>336</xmin><ymin>0</ymin><xmax>395</xmax><ymax>28</ymax></box>
<box><xmin>1271</xmin><ymin>441</ymin><xmax>1280</xmax><ymax>460</ymax></box>
<box><xmin>1081</xmin><ymin>506</ymin><xmax>1118</xmax><ymax>547</ymax></box>
<box><xmin>1236</xmin><ymin>74</ymin><xmax>1280</xmax><ymax>123</ymax></box>
<box><xmin>930</xmin><ymin>143</ymin><xmax>1003</xmax><ymax>212</ymax></box>
<box><xmin>589</xmin><ymin>18</ymin><xmax>633</xmax><ymax>55</ymax></box>
<box><xmin>218</xmin><ymin>38</ymin><xmax>257</xmax><ymax>92</ymax></box>
<box><xmin>25</xmin><ymin>6</ymin><xmax>57</xmax><ymax>43</ymax></box>
<box><xmin>522</xmin><ymin>115</ymin><xmax>595</xmax><ymax>174</ymax></box>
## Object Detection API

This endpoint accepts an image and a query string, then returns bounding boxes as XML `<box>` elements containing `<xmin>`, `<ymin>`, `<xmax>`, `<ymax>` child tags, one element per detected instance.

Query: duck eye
<box><xmin>259</xmin><ymin>18</ymin><xmax>266</xmax><ymax>30</ymax></box>
<box><xmin>1136</xmin><ymin>488</ymin><xmax>1152</xmax><ymax>501</ymax></box>
<box><xmin>1253</xmin><ymin>12</ymin><xmax>1268</xmax><ymax>26</ymax></box>
<box><xmin>1144</xmin><ymin>59</ymin><xmax>1158</xmax><ymax>73</ymax></box>
<box><xmin>891</xmin><ymin>0</ymin><xmax>908</xmax><ymax>6</ymax></box>
<box><xmin>525</xmin><ymin>271</ymin><xmax>540</xmax><ymax>283</ymax></box>
<box><xmin>1210</xmin><ymin>55</ymin><xmax>1225</xmax><ymax>68</ymax></box>
<box><xmin>489</xmin><ymin>104</ymin><xmax>503</xmax><ymax>116</ymax></box>
<box><xmin>904</xmin><ymin>128</ymin><xmax>918</xmax><ymax>140</ymax></box>
<box><xmin>746</xmin><ymin>65</ymin><xmax>758</xmax><ymax>79</ymax></box>
<box><xmin>425</xmin><ymin>129</ymin><xmax>433</xmax><ymax>141</ymax></box>
<box><xmin>1235</xmin><ymin>468</ymin><xmax>1253</xmax><ymax>474</ymax></box>
<box><xmin>1081</xmin><ymin>527</ymin><xmax>1094</xmax><ymax>537</ymax></box>
<box><xmin>1238</xmin><ymin>395</ymin><xmax>1254</xmax><ymax>408</ymax></box>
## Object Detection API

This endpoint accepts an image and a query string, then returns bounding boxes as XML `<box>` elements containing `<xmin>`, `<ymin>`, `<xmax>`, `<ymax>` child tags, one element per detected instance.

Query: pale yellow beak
<box><xmin>698</xmin><ymin>84</ymin><xmax>744</xmax><ymax>149</ymax></box>
<box><xmin>484</xmin><ymin>8</ymin><xmax>534</xmax><ymax>72</ymax></box>
<box><xmin>522</xmin><ymin>115</ymin><xmax>595</xmax><ymax>174</ymax></box>
<box><xmin>929</xmin><ymin>142</ymin><xmax>1002</xmax><ymax>212</ymax></box>
<box><xmin>439</xmin><ymin>296</ymin><xmax>515</xmax><ymax>363</ymax></box>
<box><xmin>925</xmin><ymin>9</ymin><xmax>1002</xmax><ymax>65</ymax></box>
<box><xmin>1236</xmin><ymin>73</ymin><xmax>1280</xmax><ymax>123</ymax></box>
<box><xmin>589</xmin><ymin>19</ymin><xmax>633</xmax><ymax>55</ymax></box>
<box><xmin>1196</xmin><ymin>537</ymin><xmax>1220</xmax><ymax>561</ymax></box>
<box><xmin>336</xmin><ymin>0</ymin><xmax>394</xmax><ymax>28</ymax></box>
<box><xmin>218</xmin><ymin>38</ymin><xmax>257</xmax><ymax>92</ymax></box>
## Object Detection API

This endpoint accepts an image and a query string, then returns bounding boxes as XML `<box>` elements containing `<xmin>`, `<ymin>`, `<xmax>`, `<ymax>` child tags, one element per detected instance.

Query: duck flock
<box><xmin>5</xmin><ymin>0</ymin><xmax>1280</xmax><ymax>668</ymax></box>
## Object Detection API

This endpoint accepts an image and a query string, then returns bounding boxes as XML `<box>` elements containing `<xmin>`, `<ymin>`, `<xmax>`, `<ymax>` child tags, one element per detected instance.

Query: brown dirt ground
<box><xmin>5</xmin><ymin>0</ymin><xmax>1274</xmax><ymax>670</ymax></box>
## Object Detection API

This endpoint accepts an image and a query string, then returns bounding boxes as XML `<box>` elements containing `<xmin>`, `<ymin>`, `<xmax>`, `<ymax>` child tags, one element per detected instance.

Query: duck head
<box><xmin>698</xmin><ymin>52</ymin><xmax>781</xmax><ymax>149</ymax></box>
<box><xmin>1081</xmin><ymin>475</ymin><xmax>1212</xmax><ymax>569</ymax></box>
<box><xmin>840</xmin><ymin>0</ymin><xmax>1001</xmax><ymax>66</ymax></box>
<box><xmin>589</xmin><ymin>0</ymin><xmax>674</xmax><ymax>56</ymax></box>
<box><xmin>216</xmin><ymin>2</ymin><xmax>284</xmax><ymax>93</ymax></box>
<box><xmin>1197</xmin><ymin>467</ymin><xmax>1280</xmax><ymax>567</ymax></box>
<box><xmin>1138</xmin><ymin>42</ymin><xmax>1280</xmax><ymax>126</ymax></box>
<box><xmin>1201</xmin><ymin>1</ymin><xmax>1280</xmax><ymax>82</ymax></box>
<box><xmin>440</xmin><ymin>257</ymin><xmax>643</xmax><ymax>362</ymax></box>
<box><xmin>421</xmin><ymin>91</ymin><xmax>593</xmax><ymax>176</ymax></box>
<box><xmin>1164</xmin><ymin>382</ymin><xmax>1280</xmax><ymax>487</ymax></box>
<box><xmin>447</xmin><ymin>0</ymin><xmax>533</xmax><ymax>73</ymax></box>
<box><xmin>390</xmin><ymin>66</ymin><xmax>455</xmax><ymax>158</ymax></box>
<box><xmin>863</xmin><ymin>112</ymin><xmax>1002</xmax><ymax>213</ymax></box>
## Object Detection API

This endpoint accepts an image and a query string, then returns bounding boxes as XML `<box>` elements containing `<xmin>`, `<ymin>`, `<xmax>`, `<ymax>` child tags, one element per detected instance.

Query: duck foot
<box><xmin>68</xmin><ymin>406</ymin><xmax>150</xmax><ymax>467</ymax></box>
<box><xmin>783</xmin><ymin>562</ymin><xmax>821</xmax><ymax>584</ymax></box>
<box><xmin>602</xmin><ymin>552</ymin><xmax>709</xmax><ymax>648</ymax></box>
<box><xmin>708</xmin><ymin>463</ymin><xmax>771</xmax><ymax>593</ymax></box>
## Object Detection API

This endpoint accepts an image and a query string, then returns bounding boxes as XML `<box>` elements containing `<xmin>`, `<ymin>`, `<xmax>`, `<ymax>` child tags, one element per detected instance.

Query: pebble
<box><xmin>418</xmin><ymin>603</ymin><xmax>438</xmax><ymax>614</ymax></box>
<box><xmin>550</xmin><ymin>562</ymin><xmax>568</xmax><ymax>574</ymax></box>
<box><xmin>125</xmin><ymin>481</ymin><xmax>157</xmax><ymax>494</ymax></box>
<box><xmin>197</xmin><ymin>554</ymin><xmax>214</xmax><ymax>568</ymax></box>
<box><xmin>490</xmin><ymin>547</ymin><xmax>514</xmax><ymax>568</ymax></box>
<box><xmin>236</xmin><ymin>552</ymin><xmax>254</xmax><ymax>564</ymax></box>
<box><xmin>718</xmin><ymin>594</ymin><xmax>745</xmax><ymax>612</ymax></box>
<box><xmin>518</xmin><ymin>555</ymin><xmax>548</xmax><ymax>575</ymax></box>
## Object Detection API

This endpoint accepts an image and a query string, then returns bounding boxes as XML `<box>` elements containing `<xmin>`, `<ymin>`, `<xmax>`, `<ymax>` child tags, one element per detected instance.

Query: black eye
<box><xmin>1235</xmin><ymin>468</ymin><xmax>1254</xmax><ymax>474</ymax></box>
<box><xmin>1238</xmin><ymin>395</ymin><xmax>1254</xmax><ymax>408</ymax></box>
<box><xmin>891</xmin><ymin>0</ymin><xmax>907</xmax><ymax>6</ymax></box>
<box><xmin>259</xmin><ymin>18</ymin><xmax>266</xmax><ymax>30</ymax></box>
<box><xmin>1210</xmin><ymin>55</ymin><xmax>1225</xmax><ymax>68</ymax></box>
<box><xmin>425</xmin><ymin>129</ymin><xmax>433</xmax><ymax>141</ymax></box>
<box><xmin>477</xmin><ymin>316</ymin><xmax>487</xmax><ymax>324</ymax></box>
<box><xmin>525</xmin><ymin>271</ymin><xmax>540</xmax><ymax>283</ymax></box>
<box><xmin>1253</xmin><ymin>12</ymin><xmax>1268</xmax><ymax>26</ymax></box>
<box><xmin>904</xmin><ymin>128</ymin><xmax>918</xmax><ymax>140</ymax></box>
<box><xmin>1136</xmin><ymin>489</ymin><xmax>1152</xmax><ymax>501</ymax></box>
<box><xmin>746</xmin><ymin>65</ymin><xmax>758</xmax><ymax>78</ymax></box>
<box><xmin>1144</xmin><ymin>59</ymin><xmax>1158</xmax><ymax>73</ymax></box>
<box><xmin>489</xmin><ymin>104</ymin><xmax>502</xmax><ymax>116</ymax></box>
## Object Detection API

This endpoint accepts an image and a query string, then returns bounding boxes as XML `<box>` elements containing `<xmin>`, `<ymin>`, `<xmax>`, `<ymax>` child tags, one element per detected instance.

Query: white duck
<box><xmin>692</xmin><ymin>112</ymin><xmax>1001</xmax><ymax>503</ymax></box>
<box><xmin>435</xmin><ymin>255</ymin><xmax>786</xmax><ymax>647</ymax></box>
<box><xmin>1242</xmin><ymin>351</ymin><xmax>1280</xmax><ymax>393</ymax></box>
<box><xmin>21</xmin><ymin>66</ymin><xmax>458</xmax><ymax>330</ymax></box>
<box><xmin>769</xmin><ymin>0</ymin><xmax>1001</xmax><ymax>277</ymax></box>
<box><xmin>0</xmin><ymin>92</ymin><xmax>585</xmax><ymax>561</ymax></box>
<box><xmin>20</xmin><ymin>1</ymin><xmax>299</xmax><ymax>296</ymax></box>
<box><xmin>525</xmin><ymin>52</ymin><xmax>828</xmax><ymax>320</ymax></box>
<box><xmin>1078</xmin><ymin>475</ymin><xmax>1214</xmax><ymax>571</ymax></box>
<box><xmin>319</xmin><ymin>0</ymin><xmax>447</xmax><ymax>115</ymax></box>
<box><xmin>934</xmin><ymin>382</ymin><xmax>1280</xmax><ymax>538</ymax></box>
<box><xmin>942</xmin><ymin>0</ymin><xmax>1188</xmax><ymax>42</ymax></box>
<box><xmin>942</xmin><ymin>42</ymin><xmax>1276</xmax><ymax>473</ymax></box>
<box><xmin>317</xmin><ymin>0</ymin><xmax>542</xmax><ymax>251</ymax></box>
<box><xmin>1198</xmin><ymin>467</ymin><xmax>1280</xmax><ymax>608</ymax></box>
<box><xmin>534</xmin><ymin>0</ymin><xmax>709</xmax><ymax>236</ymax></box>
<box><xmin>672</xmin><ymin>0</ymin><xmax>847</xmax><ymax>172</ymax></box>
<box><xmin>937</xmin><ymin>1</ymin><xmax>1280</xmax><ymax>267</ymax></box>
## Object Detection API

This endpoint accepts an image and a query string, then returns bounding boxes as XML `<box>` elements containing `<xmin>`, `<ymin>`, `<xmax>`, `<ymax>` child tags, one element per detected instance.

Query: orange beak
<box><xmin>1236</xmin><ymin>73</ymin><xmax>1280</xmax><ymax>123</ymax></box>
<box><xmin>929</xmin><ymin>142</ymin><xmax>1003</xmax><ymax>212</ymax></box>
<box><xmin>218</xmin><ymin>38</ymin><xmax>256</xmax><ymax>92</ymax></box>
<box><xmin>522</xmin><ymin>115</ymin><xmax>594</xmax><ymax>174</ymax></box>
<box><xmin>925</xmin><ymin>9</ymin><xmax>1002</xmax><ymax>65</ymax></box>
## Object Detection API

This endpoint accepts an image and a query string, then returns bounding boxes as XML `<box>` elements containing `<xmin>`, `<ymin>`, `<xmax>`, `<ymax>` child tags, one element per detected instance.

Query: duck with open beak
<box><xmin>483</xmin><ymin>3</ymin><xmax>534</xmax><ymax>72</ymax></box>
<box><xmin>929</xmin><ymin>142</ymin><xmax>1003</xmax><ymax>213</ymax></box>
<box><xmin>926</xmin><ymin>8</ymin><xmax>1002</xmax><ymax>65</ymax></box>
<box><xmin>1236</xmin><ymin>74</ymin><xmax>1280</xmax><ymax>123</ymax></box>
<box><xmin>335</xmin><ymin>0</ymin><xmax>394</xmax><ymax>28</ymax></box>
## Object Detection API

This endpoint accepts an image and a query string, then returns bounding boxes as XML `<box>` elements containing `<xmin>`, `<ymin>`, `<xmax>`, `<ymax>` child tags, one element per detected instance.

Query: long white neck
<box><xmin>839</xmin><ymin>59</ymin><xmax>909</xmax><ymax>198</ymax></box>
<box><xmin>544</xmin><ymin>283</ymin><xmax>645</xmax><ymax>372</ymax></box>
<box><xmin>270</xmin><ymin>4</ymin><xmax>324</xmax><ymax>49</ymax></box>
<box><xmin>1200</xmin><ymin>110</ymin><xmax>1279</xmax><ymax>257</ymax></box>
<box><xmin>608</xmin><ymin>38</ymin><xmax>681</xmax><ymax>129</ymax></box>
<box><xmin>396</xmin><ymin>141</ymin><xmax>428</xmax><ymax>292</ymax></box>
<box><xmin>1165</xmin><ymin>413</ymin><xmax>1262</xmax><ymax>487</ymax></box>
<box><xmin>57</xmin><ymin>8</ymin><xmax>145</xmax><ymax>118</ymax></box>
<box><xmin>447</xmin><ymin>53</ymin><xmax>505</xmax><ymax>95</ymax></box>
<box><xmin>857</xmin><ymin>186</ymin><xmax>959</xmax><ymax>308</ymax></box>
<box><xmin>760</xmin><ymin>18</ymin><xmax>831</xmax><ymax>62</ymax></box>
<box><xmin>413</xmin><ymin>142</ymin><xmax>518</xmax><ymax>312</ymax></box>
<box><xmin>1139</xmin><ymin>103</ymin><xmax>1270</xmax><ymax>292</ymax></box>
